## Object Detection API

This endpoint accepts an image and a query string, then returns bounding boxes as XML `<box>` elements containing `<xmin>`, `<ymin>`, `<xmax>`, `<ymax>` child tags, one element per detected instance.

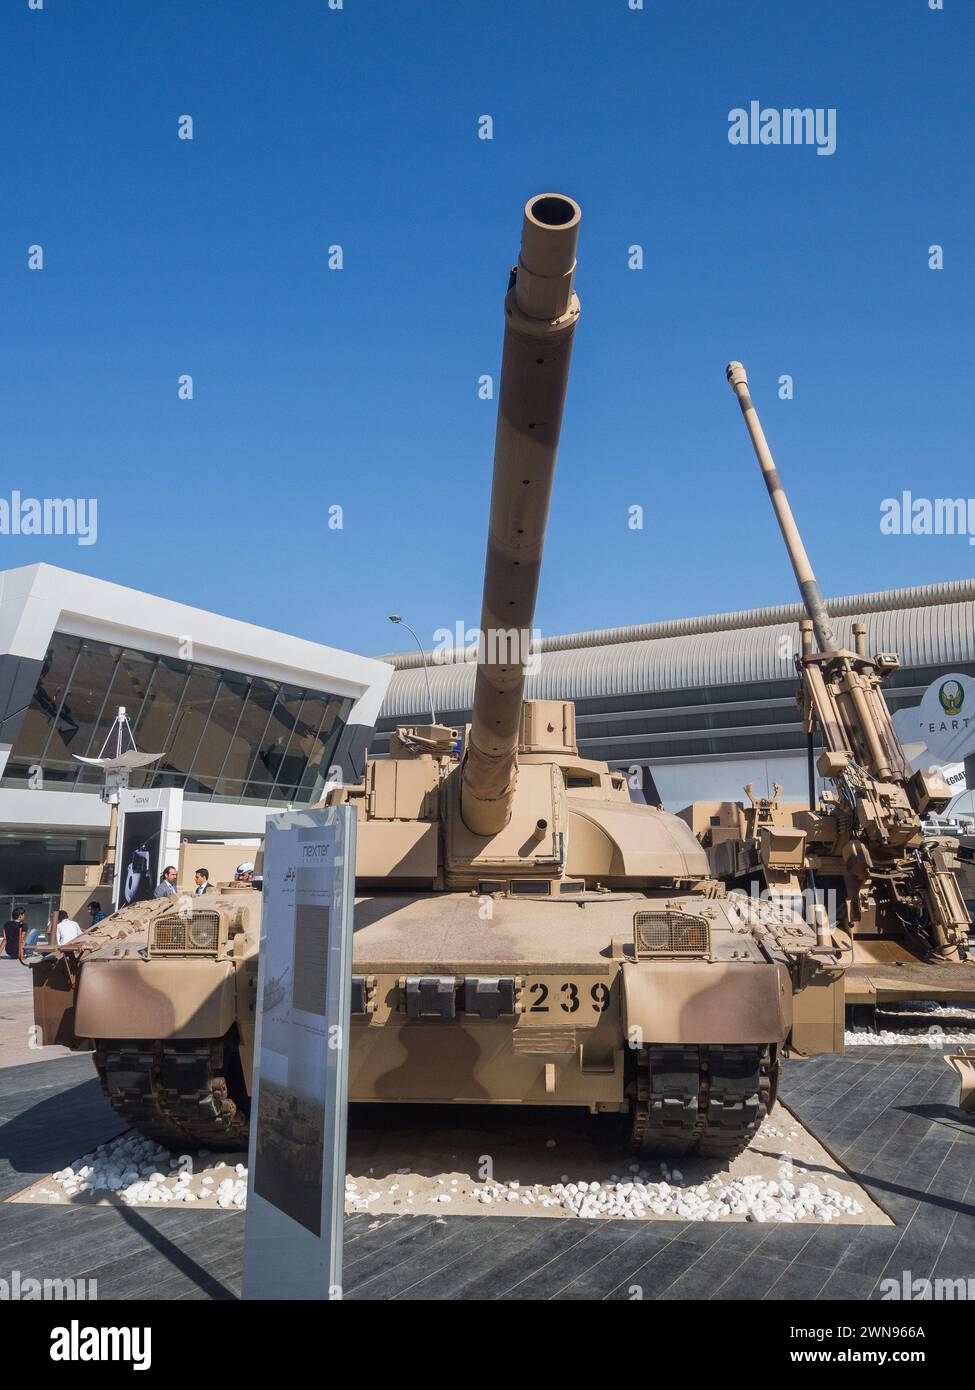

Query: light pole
<box><xmin>388</xmin><ymin>615</ymin><xmax>437</xmax><ymax>727</ymax></box>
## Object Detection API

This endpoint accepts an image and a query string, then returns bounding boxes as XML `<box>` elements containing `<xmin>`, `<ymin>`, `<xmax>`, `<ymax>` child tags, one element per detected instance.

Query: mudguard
<box><xmin>76</xmin><ymin>958</ymin><xmax>237</xmax><ymax>1040</ymax></box>
<box><xmin>623</xmin><ymin>959</ymin><xmax>792</xmax><ymax>1045</ymax></box>
<box><xmin>32</xmin><ymin>955</ymin><xmax>83</xmax><ymax>1049</ymax></box>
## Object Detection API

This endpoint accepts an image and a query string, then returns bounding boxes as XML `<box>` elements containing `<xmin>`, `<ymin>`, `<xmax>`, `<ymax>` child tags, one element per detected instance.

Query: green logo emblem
<box><xmin>939</xmin><ymin>680</ymin><xmax>964</xmax><ymax>716</ymax></box>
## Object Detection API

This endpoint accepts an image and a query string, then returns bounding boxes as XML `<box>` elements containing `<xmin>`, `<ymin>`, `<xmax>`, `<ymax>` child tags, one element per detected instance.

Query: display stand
<box><xmin>242</xmin><ymin>804</ymin><xmax>357</xmax><ymax>1300</ymax></box>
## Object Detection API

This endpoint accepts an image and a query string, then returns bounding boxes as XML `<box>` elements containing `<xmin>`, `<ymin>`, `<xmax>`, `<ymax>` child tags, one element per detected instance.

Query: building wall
<box><xmin>374</xmin><ymin>585</ymin><xmax>975</xmax><ymax>812</ymax></box>
<box><xmin>0</xmin><ymin>563</ymin><xmax>393</xmax><ymax>894</ymax></box>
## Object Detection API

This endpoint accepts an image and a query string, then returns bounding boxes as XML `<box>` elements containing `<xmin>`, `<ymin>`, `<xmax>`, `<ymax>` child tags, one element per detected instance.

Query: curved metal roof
<box><xmin>381</xmin><ymin>591</ymin><xmax>975</xmax><ymax>720</ymax></box>
<box><xmin>380</xmin><ymin>578</ymin><xmax>975</xmax><ymax>669</ymax></box>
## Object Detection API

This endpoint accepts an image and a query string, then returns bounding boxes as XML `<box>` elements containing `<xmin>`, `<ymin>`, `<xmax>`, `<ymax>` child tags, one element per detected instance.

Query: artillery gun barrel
<box><xmin>726</xmin><ymin>362</ymin><xmax>906</xmax><ymax>783</ymax></box>
<box><xmin>461</xmin><ymin>194</ymin><xmax>582</xmax><ymax>836</ymax></box>
<box><xmin>726</xmin><ymin>362</ymin><xmax>838</xmax><ymax>655</ymax></box>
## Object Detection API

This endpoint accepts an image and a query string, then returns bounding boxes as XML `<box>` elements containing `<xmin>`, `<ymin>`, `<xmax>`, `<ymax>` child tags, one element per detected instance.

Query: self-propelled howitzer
<box><xmin>684</xmin><ymin>365</ymin><xmax>972</xmax><ymax>1009</ymax></box>
<box><xmin>32</xmin><ymin>208</ymin><xmax>846</xmax><ymax>1159</ymax></box>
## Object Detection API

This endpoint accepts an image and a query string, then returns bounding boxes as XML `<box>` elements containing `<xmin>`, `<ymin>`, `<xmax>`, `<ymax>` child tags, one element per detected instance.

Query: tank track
<box><xmin>629</xmin><ymin>1044</ymin><xmax>775</xmax><ymax>1160</ymax></box>
<box><xmin>94</xmin><ymin>1038</ymin><xmax>249</xmax><ymax>1150</ymax></box>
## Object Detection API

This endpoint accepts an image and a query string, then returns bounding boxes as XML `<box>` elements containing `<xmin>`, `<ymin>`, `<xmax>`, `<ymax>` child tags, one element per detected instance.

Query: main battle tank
<box><xmin>32</xmin><ymin>196</ymin><xmax>845</xmax><ymax>1159</ymax></box>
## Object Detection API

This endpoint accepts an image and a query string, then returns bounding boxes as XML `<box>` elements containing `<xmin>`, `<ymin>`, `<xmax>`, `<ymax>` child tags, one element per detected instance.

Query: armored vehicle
<box><xmin>682</xmin><ymin>364</ymin><xmax>975</xmax><ymax>1017</ymax></box>
<box><xmin>32</xmin><ymin>200</ymin><xmax>845</xmax><ymax>1159</ymax></box>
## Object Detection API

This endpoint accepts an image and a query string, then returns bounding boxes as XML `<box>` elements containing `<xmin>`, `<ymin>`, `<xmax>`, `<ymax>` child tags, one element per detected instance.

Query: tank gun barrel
<box><xmin>461</xmin><ymin>194</ymin><xmax>582</xmax><ymax>836</ymax></box>
<box><xmin>726</xmin><ymin>362</ymin><xmax>837</xmax><ymax>655</ymax></box>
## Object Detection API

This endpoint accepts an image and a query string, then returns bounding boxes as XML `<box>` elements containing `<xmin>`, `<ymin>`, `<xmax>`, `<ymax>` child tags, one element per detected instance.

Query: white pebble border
<box><xmin>885</xmin><ymin>1001</ymin><xmax>975</xmax><ymax>1019</ymax></box>
<box><xmin>846</xmin><ymin>1025</ymin><xmax>975</xmax><ymax>1047</ymax></box>
<box><xmin>344</xmin><ymin>1122</ymin><xmax>863</xmax><ymax>1225</ymax></box>
<box><xmin>39</xmin><ymin>1116</ymin><xmax>871</xmax><ymax>1225</ymax></box>
<box><xmin>37</xmin><ymin>1132</ymin><xmax>248</xmax><ymax>1208</ymax></box>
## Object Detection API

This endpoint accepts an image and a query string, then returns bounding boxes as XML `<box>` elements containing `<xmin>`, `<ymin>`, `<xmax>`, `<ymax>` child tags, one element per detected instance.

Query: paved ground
<box><xmin>0</xmin><ymin>959</ymin><xmax>72</xmax><ymax>1068</ymax></box>
<box><xmin>1</xmin><ymin>1034</ymin><xmax>972</xmax><ymax>1300</ymax></box>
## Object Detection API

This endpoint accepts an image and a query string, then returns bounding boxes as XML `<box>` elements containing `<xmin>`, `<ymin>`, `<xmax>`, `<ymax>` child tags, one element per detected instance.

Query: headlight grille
<box><xmin>151</xmin><ymin>911</ymin><xmax>221</xmax><ymax>954</ymax></box>
<box><xmin>633</xmin><ymin>910</ymin><xmax>710</xmax><ymax>957</ymax></box>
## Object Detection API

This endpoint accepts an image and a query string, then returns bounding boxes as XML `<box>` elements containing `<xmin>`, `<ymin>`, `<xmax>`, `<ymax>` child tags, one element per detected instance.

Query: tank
<box><xmin>681</xmin><ymin>363</ymin><xmax>975</xmax><ymax>1018</ymax></box>
<box><xmin>31</xmin><ymin>202</ymin><xmax>846</xmax><ymax>1159</ymax></box>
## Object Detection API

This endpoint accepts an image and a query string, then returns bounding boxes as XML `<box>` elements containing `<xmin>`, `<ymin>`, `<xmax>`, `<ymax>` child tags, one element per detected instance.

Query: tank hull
<box><xmin>39</xmin><ymin>884</ymin><xmax>841</xmax><ymax>1159</ymax></box>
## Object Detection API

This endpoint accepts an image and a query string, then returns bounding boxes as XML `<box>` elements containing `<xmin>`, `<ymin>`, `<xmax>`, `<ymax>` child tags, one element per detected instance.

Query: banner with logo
<box><xmin>894</xmin><ymin>672</ymin><xmax>975</xmax><ymax>767</ymax></box>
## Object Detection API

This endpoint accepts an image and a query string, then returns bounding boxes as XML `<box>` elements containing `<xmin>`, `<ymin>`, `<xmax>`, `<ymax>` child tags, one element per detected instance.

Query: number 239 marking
<box><xmin>529</xmin><ymin>982</ymin><xmax>610</xmax><ymax>1014</ymax></box>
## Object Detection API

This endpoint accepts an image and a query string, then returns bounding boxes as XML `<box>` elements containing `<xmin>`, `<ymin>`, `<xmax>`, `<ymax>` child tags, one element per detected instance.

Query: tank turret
<box><xmin>461</xmin><ymin>194</ymin><xmax>581</xmax><ymax>836</ymax></box>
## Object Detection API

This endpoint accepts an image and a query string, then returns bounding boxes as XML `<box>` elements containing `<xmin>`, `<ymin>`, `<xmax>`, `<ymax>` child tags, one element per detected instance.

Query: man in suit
<box><xmin>153</xmin><ymin>866</ymin><xmax>178</xmax><ymax>898</ymax></box>
<box><xmin>194</xmin><ymin>868</ymin><xmax>212</xmax><ymax>894</ymax></box>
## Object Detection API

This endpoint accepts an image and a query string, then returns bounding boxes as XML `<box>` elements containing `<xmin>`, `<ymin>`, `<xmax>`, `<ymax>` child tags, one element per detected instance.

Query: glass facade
<box><xmin>2</xmin><ymin>633</ymin><xmax>352</xmax><ymax>806</ymax></box>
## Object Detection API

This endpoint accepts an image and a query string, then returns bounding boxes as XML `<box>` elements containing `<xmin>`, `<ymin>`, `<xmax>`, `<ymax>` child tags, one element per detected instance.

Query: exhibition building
<box><xmin>3</xmin><ymin>563</ymin><xmax>974</xmax><ymax>922</ymax></box>
<box><xmin>0</xmin><ymin>563</ymin><xmax>391</xmax><ymax>918</ymax></box>
<box><xmin>377</xmin><ymin>577</ymin><xmax>975</xmax><ymax>809</ymax></box>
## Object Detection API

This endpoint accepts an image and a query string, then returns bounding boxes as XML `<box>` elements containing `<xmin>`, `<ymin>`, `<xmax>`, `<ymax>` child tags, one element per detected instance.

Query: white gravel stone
<box><xmin>846</xmin><ymin>1024</ymin><xmax>975</xmax><ymax>1046</ymax></box>
<box><xmin>47</xmin><ymin>1116</ymin><xmax>866</xmax><ymax>1228</ymax></box>
<box><xmin>513</xmin><ymin>1167</ymin><xmax>867</xmax><ymax>1224</ymax></box>
<box><xmin>45</xmin><ymin>1132</ymin><xmax>250</xmax><ymax>1209</ymax></box>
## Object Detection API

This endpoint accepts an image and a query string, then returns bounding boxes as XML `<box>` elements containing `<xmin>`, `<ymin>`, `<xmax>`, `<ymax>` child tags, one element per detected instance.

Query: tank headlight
<box><xmin>152</xmin><ymin>917</ymin><xmax>185</xmax><ymax>951</ymax></box>
<box><xmin>188</xmin><ymin>916</ymin><xmax>220</xmax><ymax>951</ymax></box>
<box><xmin>151</xmin><ymin>912</ymin><xmax>221</xmax><ymax>954</ymax></box>
<box><xmin>633</xmin><ymin>910</ymin><xmax>710</xmax><ymax>958</ymax></box>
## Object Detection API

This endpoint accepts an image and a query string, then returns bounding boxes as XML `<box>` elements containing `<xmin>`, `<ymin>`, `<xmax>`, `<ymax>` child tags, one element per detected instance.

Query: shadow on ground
<box><xmin>0</xmin><ymin>1072</ymin><xmax>119</xmax><ymax>1190</ymax></box>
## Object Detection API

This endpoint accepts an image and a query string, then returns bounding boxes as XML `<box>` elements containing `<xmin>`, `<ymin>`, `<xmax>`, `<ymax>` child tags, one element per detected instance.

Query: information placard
<box><xmin>242</xmin><ymin>804</ymin><xmax>356</xmax><ymax>1299</ymax></box>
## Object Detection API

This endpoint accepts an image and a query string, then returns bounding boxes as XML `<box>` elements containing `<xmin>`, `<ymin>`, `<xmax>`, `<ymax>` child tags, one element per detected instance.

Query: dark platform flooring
<box><xmin>845</xmin><ymin>957</ymin><xmax>975</xmax><ymax>1005</ymax></box>
<box><xmin>0</xmin><ymin>1046</ymin><xmax>972</xmax><ymax>1300</ymax></box>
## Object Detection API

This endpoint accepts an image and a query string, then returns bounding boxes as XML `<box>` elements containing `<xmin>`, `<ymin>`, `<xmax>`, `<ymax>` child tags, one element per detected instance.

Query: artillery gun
<box><xmin>682</xmin><ymin>363</ymin><xmax>975</xmax><ymax>1016</ymax></box>
<box><xmin>31</xmin><ymin>204</ymin><xmax>845</xmax><ymax>1159</ymax></box>
<box><xmin>924</xmin><ymin>823</ymin><xmax>975</xmax><ymax>918</ymax></box>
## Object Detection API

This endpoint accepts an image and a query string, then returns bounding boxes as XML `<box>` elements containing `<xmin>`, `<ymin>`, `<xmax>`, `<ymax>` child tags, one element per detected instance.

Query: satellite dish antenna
<box><xmin>73</xmin><ymin>707</ymin><xmax>164</xmax><ymax>887</ymax></box>
<box><xmin>73</xmin><ymin>705</ymin><xmax>163</xmax><ymax>804</ymax></box>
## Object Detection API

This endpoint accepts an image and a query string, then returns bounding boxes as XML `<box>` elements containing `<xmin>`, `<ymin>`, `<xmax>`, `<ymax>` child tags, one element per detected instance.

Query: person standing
<box><xmin>153</xmin><ymin>866</ymin><xmax>178</xmax><ymax>898</ymax></box>
<box><xmin>2</xmin><ymin>908</ymin><xmax>26</xmax><ymax>959</ymax></box>
<box><xmin>87</xmin><ymin>901</ymin><xmax>106</xmax><ymax>927</ymax></box>
<box><xmin>194</xmin><ymin>868</ymin><xmax>211</xmax><ymax>894</ymax></box>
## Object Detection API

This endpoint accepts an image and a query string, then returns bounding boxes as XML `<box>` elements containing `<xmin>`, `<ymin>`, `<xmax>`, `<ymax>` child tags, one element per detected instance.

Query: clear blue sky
<box><xmin>3</xmin><ymin>0</ymin><xmax>972</xmax><ymax>659</ymax></box>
